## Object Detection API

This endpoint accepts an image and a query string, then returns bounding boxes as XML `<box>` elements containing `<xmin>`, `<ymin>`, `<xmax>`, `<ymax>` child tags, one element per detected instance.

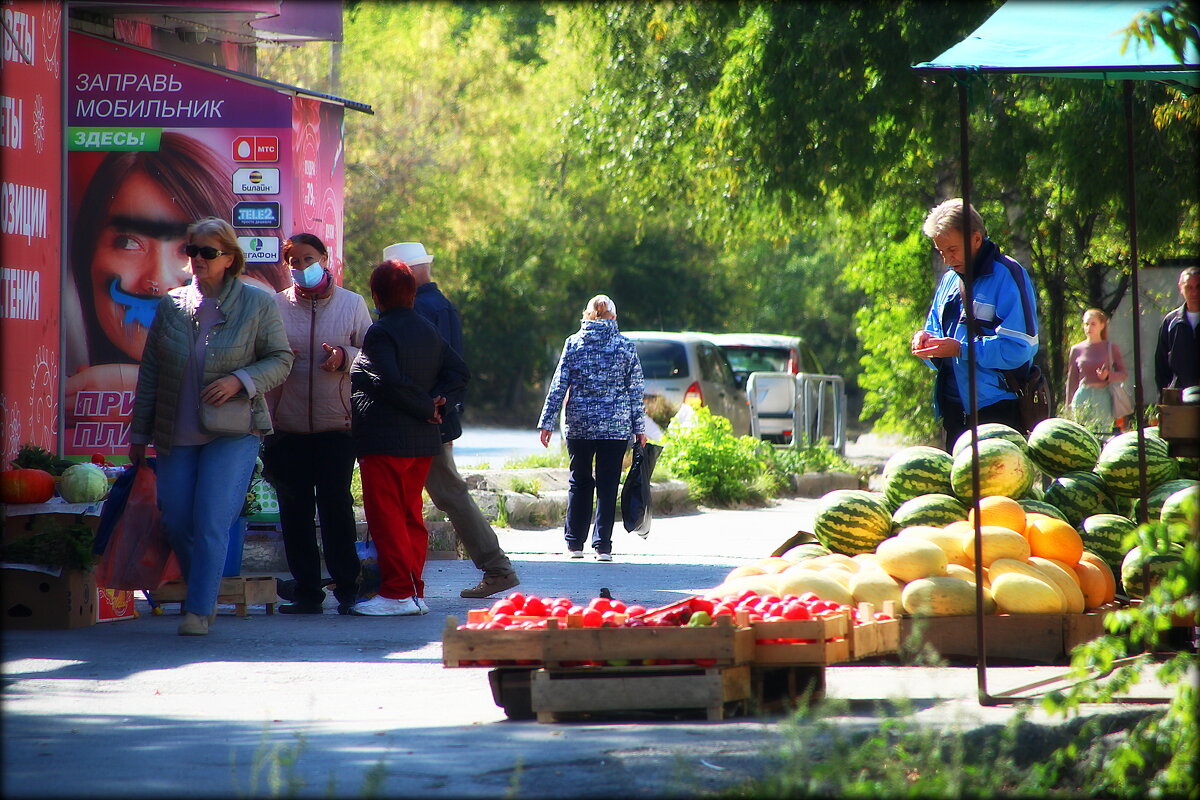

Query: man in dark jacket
<box><xmin>1154</xmin><ymin>266</ymin><xmax>1200</xmax><ymax>398</ymax></box>
<box><xmin>382</xmin><ymin>242</ymin><xmax>520</xmax><ymax>599</ymax></box>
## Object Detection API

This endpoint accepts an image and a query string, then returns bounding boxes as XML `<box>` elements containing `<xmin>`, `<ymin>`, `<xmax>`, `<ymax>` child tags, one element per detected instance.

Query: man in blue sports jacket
<box><xmin>911</xmin><ymin>199</ymin><xmax>1040</xmax><ymax>451</ymax></box>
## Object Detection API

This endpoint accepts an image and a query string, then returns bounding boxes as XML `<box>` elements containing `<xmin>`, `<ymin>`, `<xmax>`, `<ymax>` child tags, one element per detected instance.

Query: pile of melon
<box><xmin>808</xmin><ymin>418</ymin><xmax>1196</xmax><ymax>606</ymax></box>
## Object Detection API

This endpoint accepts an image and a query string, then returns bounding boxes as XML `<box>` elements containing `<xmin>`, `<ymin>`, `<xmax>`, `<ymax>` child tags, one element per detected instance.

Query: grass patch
<box><xmin>503</xmin><ymin>449</ymin><xmax>569</xmax><ymax>469</ymax></box>
<box><xmin>509</xmin><ymin>477</ymin><xmax>541</xmax><ymax>496</ymax></box>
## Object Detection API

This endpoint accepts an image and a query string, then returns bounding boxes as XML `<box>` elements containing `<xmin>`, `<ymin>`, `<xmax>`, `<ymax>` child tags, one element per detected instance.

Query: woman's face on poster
<box><xmin>89</xmin><ymin>169</ymin><xmax>191</xmax><ymax>360</ymax></box>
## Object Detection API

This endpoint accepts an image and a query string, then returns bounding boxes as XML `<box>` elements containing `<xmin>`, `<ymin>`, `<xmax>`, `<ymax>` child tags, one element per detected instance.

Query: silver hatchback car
<box><xmin>624</xmin><ymin>331</ymin><xmax>751</xmax><ymax>436</ymax></box>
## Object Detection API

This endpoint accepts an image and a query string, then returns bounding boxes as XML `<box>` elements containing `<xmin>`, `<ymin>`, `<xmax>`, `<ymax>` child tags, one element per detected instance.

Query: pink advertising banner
<box><xmin>64</xmin><ymin>32</ymin><xmax>343</xmax><ymax>458</ymax></box>
<box><xmin>1</xmin><ymin>0</ymin><xmax>64</xmax><ymax>465</ymax></box>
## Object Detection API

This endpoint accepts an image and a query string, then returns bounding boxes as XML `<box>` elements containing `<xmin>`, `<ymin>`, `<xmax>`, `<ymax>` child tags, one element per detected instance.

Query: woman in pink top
<box><xmin>1066</xmin><ymin>308</ymin><xmax>1128</xmax><ymax>436</ymax></box>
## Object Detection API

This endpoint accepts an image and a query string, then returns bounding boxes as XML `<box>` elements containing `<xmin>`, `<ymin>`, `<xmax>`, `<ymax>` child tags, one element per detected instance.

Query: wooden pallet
<box><xmin>149</xmin><ymin>576</ymin><xmax>277</xmax><ymax>617</ymax></box>
<box><xmin>899</xmin><ymin>607</ymin><xmax>1123</xmax><ymax>664</ymax></box>
<box><xmin>529</xmin><ymin>663</ymin><xmax>752</xmax><ymax>722</ymax></box>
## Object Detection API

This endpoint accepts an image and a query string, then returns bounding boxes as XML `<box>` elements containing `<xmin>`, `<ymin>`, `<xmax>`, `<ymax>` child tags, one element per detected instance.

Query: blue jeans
<box><xmin>157</xmin><ymin>435</ymin><xmax>261</xmax><ymax>615</ymax></box>
<box><xmin>565</xmin><ymin>438</ymin><xmax>628</xmax><ymax>554</ymax></box>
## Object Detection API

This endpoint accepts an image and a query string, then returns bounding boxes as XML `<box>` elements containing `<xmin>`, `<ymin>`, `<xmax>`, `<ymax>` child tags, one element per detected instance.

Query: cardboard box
<box><xmin>2</xmin><ymin>567</ymin><xmax>98</xmax><ymax>629</ymax></box>
<box><xmin>96</xmin><ymin>587</ymin><xmax>138</xmax><ymax>622</ymax></box>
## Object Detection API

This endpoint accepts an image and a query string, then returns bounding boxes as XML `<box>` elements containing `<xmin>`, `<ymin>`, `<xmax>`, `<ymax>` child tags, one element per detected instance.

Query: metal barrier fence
<box><xmin>746</xmin><ymin>372</ymin><xmax>847</xmax><ymax>454</ymax></box>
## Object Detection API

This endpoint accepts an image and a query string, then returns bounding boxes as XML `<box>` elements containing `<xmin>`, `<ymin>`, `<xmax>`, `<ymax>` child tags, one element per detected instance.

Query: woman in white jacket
<box><xmin>265</xmin><ymin>233</ymin><xmax>373</xmax><ymax>614</ymax></box>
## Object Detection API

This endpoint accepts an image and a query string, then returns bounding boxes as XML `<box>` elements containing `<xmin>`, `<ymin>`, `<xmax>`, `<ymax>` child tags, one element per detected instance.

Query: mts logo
<box><xmin>232</xmin><ymin>135</ymin><xmax>279</xmax><ymax>163</ymax></box>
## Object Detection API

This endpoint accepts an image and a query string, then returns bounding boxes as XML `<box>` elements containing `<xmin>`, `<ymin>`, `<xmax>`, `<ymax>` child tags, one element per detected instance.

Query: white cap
<box><xmin>382</xmin><ymin>242</ymin><xmax>433</xmax><ymax>266</ymax></box>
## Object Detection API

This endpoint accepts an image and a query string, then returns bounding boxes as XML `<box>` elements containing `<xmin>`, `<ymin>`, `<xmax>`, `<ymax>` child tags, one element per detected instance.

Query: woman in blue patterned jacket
<box><xmin>537</xmin><ymin>295</ymin><xmax>647</xmax><ymax>561</ymax></box>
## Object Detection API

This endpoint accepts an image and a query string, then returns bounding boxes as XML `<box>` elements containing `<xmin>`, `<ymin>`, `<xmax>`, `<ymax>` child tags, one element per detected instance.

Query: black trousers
<box><xmin>940</xmin><ymin>398</ymin><xmax>1024</xmax><ymax>453</ymax></box>
<box><xmin>262</xmin><ymin>431</ymin><xmax>360</xmax><ymax>606</ymax></box>
<box><xmin>565</xmin><ymin>438</ymin><xmax>629</xmax><ymax>555</ymax></box>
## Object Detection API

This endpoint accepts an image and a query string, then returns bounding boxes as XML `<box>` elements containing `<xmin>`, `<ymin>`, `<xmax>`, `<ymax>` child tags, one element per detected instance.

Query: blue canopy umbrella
<box><xmin>912</xmin><ymin>0</ymin><xmax>1198</xmax><ymax>704</ymax></box>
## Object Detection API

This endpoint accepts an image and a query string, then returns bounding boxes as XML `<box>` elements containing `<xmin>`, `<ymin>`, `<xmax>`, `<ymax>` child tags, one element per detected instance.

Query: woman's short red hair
<box><xmin>369</xmin><ymin>260</ymin><xmax>417</xmax><ymax>311</ymax></box>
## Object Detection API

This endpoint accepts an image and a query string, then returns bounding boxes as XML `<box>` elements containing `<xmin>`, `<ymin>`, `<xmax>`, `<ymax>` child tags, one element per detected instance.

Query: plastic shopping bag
<box><xmin>355</xmin><ymin>537</ymin><xmax>380</xmax><ymax>600</ymax></box>
<box><xmin>621</xmin><ymin>442</ymin><xmax>663</xmax><ymax>538</ymax></box>
<box><xmin>94</xmin><ymin>460</ymin><xmax>182</xmax><ymax>590</ymax></box>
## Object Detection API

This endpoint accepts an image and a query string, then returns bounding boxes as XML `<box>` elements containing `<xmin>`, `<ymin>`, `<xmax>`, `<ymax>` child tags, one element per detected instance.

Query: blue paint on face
<box><xmin>108</xmin><ymin>278</ymin><xmax>161</xmax><ymax>329</ymax></box>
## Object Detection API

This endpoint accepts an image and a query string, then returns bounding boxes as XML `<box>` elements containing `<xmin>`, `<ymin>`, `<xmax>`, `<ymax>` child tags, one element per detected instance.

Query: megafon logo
<box><xmin>237</xmin><ymin>236</ymin><xmax>279</xmax><ymax>263</ymax></box>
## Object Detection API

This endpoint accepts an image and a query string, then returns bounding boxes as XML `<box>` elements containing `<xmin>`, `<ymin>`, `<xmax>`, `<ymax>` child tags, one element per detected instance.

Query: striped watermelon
<box><xmin>951</xmin><ymin>423</ymin><xmax>1029</xmax><ymax>458</ymax></box>
<box><xmin>1095</xmin><ymin>431</ymin><xmax>1181</xmax><ymax>497</ymax></box>
<box><xmin>1044</xmin><ymin>471</ymin><xmax>1115</xmax><ymax>527</ymax></box>
<box><xmin>813</xmin><ymin>489</ymin><xmax>894</xmax><ymax>555</ymax></box>
<box><xmin>882</xmin><ymin>447</ymin><xmax>955</xmax><ymax>507</ymax></box>
<box><xmin>1120</xmin><ymin>543</ymin><xmax>1184</xmax><ymax>598</ymax></box>
<box><xmin>1079</xmin><ymin>513</ymin><xmax>1137</xmax><ymax>572</ymax></box>
<box><xmin>891</xmin><ymin>493</ymin><xmax>969</xmax><ymax>530</ymax></box>
<box><xmin>1027</xmin><ymin>417</ymin><xmax>1101</xmax><ymax>476</ymax></box>
<box><xmin>1160</xmin><ymin>486</ymin><xmax>1198</xmax><ymax>531</ymax></box>
<box><xmin>1022</xmin><ymin>481</ymin><xmax>1045</xmax><ymax>500</ymax></box>
<box><xmin>1018</xmin><ymin>498</ymin><xmax>1068</xmax><ymax>522</ymax></box>
<box><xmin>1138</xmin><ymin>479</ymin><xmax>1200</xmax><ymax>521</ymax></box>
<box><xmin>950</xmin><ymin>439</ymin><xmax>1036</xmax><ymax>502</ymax></box>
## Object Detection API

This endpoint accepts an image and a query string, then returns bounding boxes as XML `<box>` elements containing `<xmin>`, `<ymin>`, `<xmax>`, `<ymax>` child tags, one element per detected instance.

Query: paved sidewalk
<box><xmin>2</xmin><ymin>497</ymin><xmax>1174</xmax><ymax>799</ymax></box>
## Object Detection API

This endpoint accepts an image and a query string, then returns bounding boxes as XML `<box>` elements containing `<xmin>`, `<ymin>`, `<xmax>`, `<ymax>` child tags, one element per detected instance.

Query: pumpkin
<box><xmin>0</xmin><ymin>468</ymin><xmax>56</xmax><ymax>504</ymax></box>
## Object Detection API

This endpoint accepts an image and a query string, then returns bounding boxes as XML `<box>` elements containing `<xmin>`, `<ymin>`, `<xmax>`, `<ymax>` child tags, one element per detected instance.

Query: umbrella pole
<box><xmin>956</xmin><ymin>80</ymin><xmax>990</xmax><ymax>705</ymax></box>
<box><xmin>1124</xmin><ymin>80</ymin><xmax>1150</xmax><ymax>522</ymax></box>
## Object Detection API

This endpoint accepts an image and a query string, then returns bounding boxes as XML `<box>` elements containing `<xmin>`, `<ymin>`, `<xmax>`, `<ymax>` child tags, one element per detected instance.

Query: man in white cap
<box><xmin>381</xmin><ymin>242</ymin><xmax>520</xmax><ymax>598</ymax></box>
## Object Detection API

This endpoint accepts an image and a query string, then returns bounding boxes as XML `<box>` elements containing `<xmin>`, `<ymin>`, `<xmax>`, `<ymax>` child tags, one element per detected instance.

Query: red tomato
<box><xmin>875</xmin><ymin>613</ymin><xmax>893</xmax><ymax>621</ymax></box>
<box><xmin>761</xmin><ymin>595</ymin><xmax>781</xmax><ymax>604</ymax></box>
<box><xmin>799</xmin><ymin>592</ymin><xmax>821</xmax><ymax>604</ymax></box>
<box><xmin>782</xmin><ymin>603</ymin><xmax>809</xmax><ymax>620</ymax></box>
<box><xmin>492</xmin><ymin>614</ymin><xmax>515</xmax><ymax>626</ymax></box>
<box><xmin>550</xmin><ymin>606</ymin><xmax>569</xmax><ymax>618</ymax></box>
<box><xmin>738</xmin><ymin>590</ymin><xmax>760</xmax><ymax>603</ymax></box>
<box><xmin>491</xmin><ymin>599</ymin><xmax>517</xmax><ymax>616</ymax></box>
<box><xmin>609</xmin><ymin>600</ymin><xmax>627</xmax><ymax>613</ymax></box>
<box><xmin>624</xmin><ymin>604</ymin><xmax>646</xmax><ymax>617</ymax></box>
<box><xmin>506</xmin><ymin>592</ymin><xmax>526</xmax><ymax>609</ymax></box>
<box><xmin>582</xmin><ymin>609</ymin><xmax>603</xmax><ymax>627</ymax></box>
<box><xmin>522</xmin><ymin>598</ymin><xmax>547</xmax><ymax>616</ymax></box>
<box><xmin>713</xmin><ymin>604</ymin><xmax>735</xmax><ymax>617</ymax></box>
<box><xmin>689</xmin><ymin>598</ymin><xmax>714</xmax><ymax>615</ymax></box>
<box><xmin>588</xmin><ymin>597</ymin><xmax>611</xmax><ymax>613</ymax></box>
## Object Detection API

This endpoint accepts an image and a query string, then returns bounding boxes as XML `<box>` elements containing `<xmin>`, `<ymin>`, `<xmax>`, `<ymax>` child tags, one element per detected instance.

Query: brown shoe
<box><xmin>460</xmin><ymin>573</ymin><xmax>520</xmax><ymax>599</ymax></box>
<box><xmin>178</xmin><ymin>612</ymin><xmax>209</xmax><ymax>636</ymax></box>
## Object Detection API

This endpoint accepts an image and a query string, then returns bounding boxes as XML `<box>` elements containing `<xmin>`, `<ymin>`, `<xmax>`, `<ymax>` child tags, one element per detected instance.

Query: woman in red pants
<box><xmin>348</xmin><ymin>260</ymin><xmax>468</xmax><ymax>615</ymax></box>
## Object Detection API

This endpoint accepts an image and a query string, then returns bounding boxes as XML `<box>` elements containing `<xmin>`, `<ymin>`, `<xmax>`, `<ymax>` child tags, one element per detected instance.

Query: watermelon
<box><xmin>1022</xmin><ymin>481</ymin><xmax>1045</xmax><ymax>500</ymax></box>
<box><xmin>813</xmin><ymin>489</ymin><xmax>894</xmax><ymax>555</ymax></box>
<box><xmin>1079</xmin><ymin>513</ymin><xmax>1137</xmax><ymax>572</ymax></box>
<box><xmin>1027</xmin><ymin>417</ymin><xmax>1101</xmax><ymax>477</ymax></box>
<box><xmin>1095</xmin><ymin>431</ymin><xmax>1181</xmax><ymax>497</ymax></box>
<box><xmin>882</xmin><ymin>446</ymin><xmax>954</xmax><ymax>507</ymax></box>
<box><xmin>781</xmin><ymin>543</ymin><xmax>833</xmax><ymax>563</ymax></box>
<box><xmin>1120</xmin><ymin>543</ymin><xmax>1185</xmax><ymax>599</ymax></box>
<box><xmin>950</xmin><ymin>439</ymin><xmax>1036</xmax><ymax>502</ymax></box>
<box><xmin>1044</xmin><ymin>471</ymin><xmax>1116</xmax><ymax>527</ymax></box>
<box><xmin>1137</xmin><ymin>479</ymin><xmax>1199</xmax><ymax>521</ymax></box>
<box><xmin>1160</xmin><ymin>486</ymin><xmax>1198</xmax><ymax>531</ymax></box>
<box><xmin>60</xmin><ymin>463</ymin><xmax>109</xmax><ymax>503</ymax></box>
<box><xmin>1018</xmin><ymin>498</ymin><xmax>1068</xmax><ymax>522</ymax></box>
<box><xmin>952</xmin><ymin>423</ymin><xmax>1029</xmax><ymax>458</ymax></box>
<box><xmin>891</xmin><ymin>493</ymin><xmax>969</xmax><ymax>530</ymax></box>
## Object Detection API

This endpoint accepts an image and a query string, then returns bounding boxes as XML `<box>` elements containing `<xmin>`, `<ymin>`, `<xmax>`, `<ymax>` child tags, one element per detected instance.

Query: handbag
<box><xmin>199</xmin><ymin>395</ymin><xmax>252</xmax><ymax>435</ymax></box>
<box><xmin>1107</xmin><ymin>342</ymin><xmax>1134</xmax><ymax>419</ymax></box>
<box><xmin>1002</xmin><ymin>362</ymin><xmax>1050</xmax><ymax>435</ymax></box>
<box><xmin>94</xmin><ymin>460</ymin><xmax>183</xmax><ymax>590</ymax></box>
<box><xmin>621</xmin><ymin>441</ymin><xmax>663</xmax><ymax>538</ymax></box>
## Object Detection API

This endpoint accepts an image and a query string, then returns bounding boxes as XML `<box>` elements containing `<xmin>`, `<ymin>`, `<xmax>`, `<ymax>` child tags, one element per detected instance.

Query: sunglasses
<box><xmin>184</xmin><ymin>244</ymin><xmax>228</xmax><ymax>260</ymax></box>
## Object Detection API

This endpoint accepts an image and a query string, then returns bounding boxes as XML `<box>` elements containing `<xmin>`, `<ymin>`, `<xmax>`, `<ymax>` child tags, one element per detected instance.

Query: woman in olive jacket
<box><xmin>130</xmin><ymin>218</ymin><xmax>293</xmax><ymax>636</ymax></box>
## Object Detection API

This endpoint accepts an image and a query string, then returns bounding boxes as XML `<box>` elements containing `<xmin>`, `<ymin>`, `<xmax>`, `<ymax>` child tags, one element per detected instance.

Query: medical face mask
<box><xmin>291</xmin><ymin>263</ymin><xmax>325</xmax><ymax>288</ymax></box>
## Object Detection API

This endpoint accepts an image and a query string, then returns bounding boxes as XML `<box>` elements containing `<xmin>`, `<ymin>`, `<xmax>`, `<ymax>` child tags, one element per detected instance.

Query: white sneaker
<box><xmin>567</xmin><ymin>550</ymin><xmax>585</xmax><ymax>559</ymax></box>
<box><xmin>414</xmin><ymin>597</ymin><xmax>430</xmax><ymax>614</ymax></box>
<box><xmin>596</xmin><ymin>553</ymin><xmax>613</xmax><ymax>562</ymax></box>
<box><xmin>350</xmin><ymin>595</ymin><xmax>422</xmax><ymax>616</ymax></box>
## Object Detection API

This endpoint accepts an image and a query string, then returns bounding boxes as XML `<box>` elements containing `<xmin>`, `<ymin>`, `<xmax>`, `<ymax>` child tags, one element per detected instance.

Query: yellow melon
<box><xmin>897</xmin><ymin>526</ymin><xmax>973</xmax><ymax>567</ymax></box>
<box><xmin>988</xmin><ymin>558</ymin><xmax>1068</xmax><ymax>610</ymax></box>
<box><xmin>1078</xmin><ymin>551</ymin><xmax>1117</xmax><ymax>603</ymax></box>
<box><xmin>775</xmin><ymin>567</ymin><xmax>854</xmax><ymax>605</ymax></box>
<box><xmin>1026</xmin><ymin>517</ymin><xmax>1084</xmax><ymax>566</ymax></box>
<box><xmin>849</xmin><ymin>569</ymin><xmax>904</xmax><ymax>610</ymax></box>
<box><xmin>1028</xmin><ymin>556</ymin><xmax>1086</xmax><ymax>614</ymax></box>
<box><xmin>875</xmin><ymin>536</ymin><xmax>949</xmax><ymax>583</ymax></box>
<box><xmin>756</xmin><ymin>557</ymin><xmax>794</xmax><ymax>574</ymax></box>
<box><xmin>969</xmin><ymin>495</ymin><xmax>1027</xmax><ymax>534</ymax></box>
<box><xmin>960</xmin><ymin>525</ymin><xmax>1031</xmax><ymax>567</ymax></box>
<box><xmin>991</xmin><ymin>572</ymin><xmax>1066</xmax><ymax>614</ymax></box>
<box><xmin>725</xmin><ymin>565</ymin><xmax>767</xmax><ymax>582</ymax></box>
<box><xmin>1073</xmin><ymin>560</ymin><xmax>1109</xmax><ymax>610</ymax></box>
<box><xmin>900</xmin><ymin>576</ymin><xmax>982</xmax><ymax>616</ymax></box>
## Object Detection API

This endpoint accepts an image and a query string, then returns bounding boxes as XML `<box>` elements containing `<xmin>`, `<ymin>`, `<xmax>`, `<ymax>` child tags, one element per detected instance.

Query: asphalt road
<box><xmin>1</xmin><ymin>497</ymin><xmax>1175</xmax><ymax>799</ymax></box>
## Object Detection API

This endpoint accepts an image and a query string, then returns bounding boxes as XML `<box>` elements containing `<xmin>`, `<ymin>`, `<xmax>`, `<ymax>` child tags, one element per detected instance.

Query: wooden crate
<box><xmin>539</xmin><ymin>615</ymin><xmax>754</xmax><ymax>667</ymax></box>
<box><xmin>529</xmin><ymin>663</ymin><xmax>752</xmax><ymax>722</ymax></box>
<box><xmin>750</xmin><ymin>614</ymin><xmax>852</xmax><ymax>665</ymax></box>
<box><xmin>898</xmin><ymin>611</ymin><xmax>1135</xmax><ymax>664</ymax></box>
<box><xmin>850</xmin><ymin>603</ymin><xmax>902</xmax><ymax>659</ymax></box>
<box><xmin>442</xmin><ymin>616</ymin><xmax>547</xmax><ymax>667</ymax></box>
<box><xmin>149</xmin><ymin>576</ymin><xmax>277</xmax><ymax>617</ymax></box>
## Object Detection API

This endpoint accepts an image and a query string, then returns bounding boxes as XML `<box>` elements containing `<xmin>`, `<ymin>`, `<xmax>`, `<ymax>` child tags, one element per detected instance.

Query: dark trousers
<box><xmin>565</xmin><ymin>438</ymin><xmax>629</xmax><ymax>554</ymax></box>
<box><xmin>940</xmin><ymin>398</ymin><xmax>1024</xmax><ymax>453</ymax></box>
<box><xmin>262</xmin><ymin>431</ymin><xmax>360</xmax><ymax>606</ymax></box>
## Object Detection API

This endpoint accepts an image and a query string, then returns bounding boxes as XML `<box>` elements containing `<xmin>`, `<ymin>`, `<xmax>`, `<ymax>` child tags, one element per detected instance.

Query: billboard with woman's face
<box><xmin>64</xmin><ymin>32</ymin><xmax>344</xmax><ymax>458</ymax></box>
